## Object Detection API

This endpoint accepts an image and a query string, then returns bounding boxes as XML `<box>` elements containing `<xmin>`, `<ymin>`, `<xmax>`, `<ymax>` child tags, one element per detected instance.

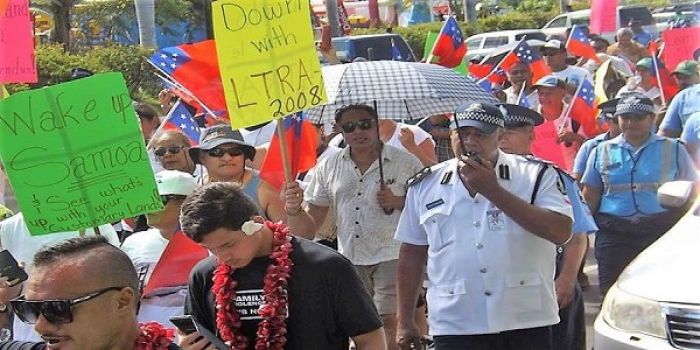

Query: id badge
<box><xmin>486</xmin><ymin>208</ymin><xmax>505</xmax><ymax>231</ymax></box>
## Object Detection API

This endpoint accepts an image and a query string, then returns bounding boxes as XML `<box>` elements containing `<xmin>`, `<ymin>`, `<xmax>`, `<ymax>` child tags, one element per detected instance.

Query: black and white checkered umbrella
<box><xmin>307</xmin><ymin>61</ymin><xmax>498</xmax><ymax>124</ymax></box>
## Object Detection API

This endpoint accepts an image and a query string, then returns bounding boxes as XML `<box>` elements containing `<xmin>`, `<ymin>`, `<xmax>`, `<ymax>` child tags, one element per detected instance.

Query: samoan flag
<box><xmin>162</xmin><ymin>100</ymin><xmax>201</xmax><ymax>145</ymax></box>
<box><xmin>391</xmin><ymin>38</ymin><xmax>404</xmax><ymax>61</ymax></box>
<box><xmin>566</xmin><ymin>25</ymin><xmax>600</xmax><ymax>63</ymax></box>
<box><xmin>148</xmin><ymin>40</ymin><xmax>228</xmax><ymax>121</ymax></box>
<box><xmin>259</xmin><ymin>112</ymin><xmax>317</xmax><ymax>190</ymax></box>
<box><xmin>500</xmin><ymin>41</ymin><xmax>551</xmax><ymax>84</ymax></box>
<box><xmin>570</xmin><ymin>79</ymin><xmax>599</xmax><ymax>136</ymax></box>
<box><xmin>430</xmin><ymin>17</ymin><xmax>466</xmax><ymax>68</ymax></box>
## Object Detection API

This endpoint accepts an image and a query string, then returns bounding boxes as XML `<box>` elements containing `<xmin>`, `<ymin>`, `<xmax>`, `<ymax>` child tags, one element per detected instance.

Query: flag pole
<box><xmin>425</xmin><ymin>16</ymin><xmax>451</xmax><ymax>64</ymax></box>
<box><xmin>558</xmin><ymin>79</ymin><xmax>584</xmax><ymax>135</ymax></box>
<box><xmin>516</xmin><ymin>81</ymin><xmax>527</xmax><ymax>104</ymax></box>
<box><xmin>146</xmin><ymin>100</ymin><xmax>183</xmax><ymax>150</ymax></box>
<box><xmin>651</xmin><ymin>54</ymin><xmax>667</xmax><ymax>107</ymax></box>
<box><xmin>276</xmin><ymin>116</ymin><xmax>293</xmax><ymax>185</ymax></box>
<box><xmin>564</xmin><ymin>24</ymin><xmax>575</xmax><ymax>48</ymax></box>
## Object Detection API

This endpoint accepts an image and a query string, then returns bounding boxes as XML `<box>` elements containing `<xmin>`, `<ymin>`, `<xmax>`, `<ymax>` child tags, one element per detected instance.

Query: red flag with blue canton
<box><xmin>162</xmin><ymin>100</ymin><xmax>201</xmax><ymax>145</ymax></box>
<box><xmin>431</xmin><ymin>17</ymin><xmax>467</xmax><ymax>68</ymax></box>
<box><xmin>142</xmin><ymin>230</ymin><xmax>208</xmax><ymax>297</ymax></box>
<box><xmin>566</xmin><ymin>25</ymin><xmax>601</xmax><ymax>63</ymax></box>
<box><xmin>570</xmin><ymin>79</ymin><xmax>599</xmax><ymax>136</ymax></box>
<box><xmin>148</xmin><ymin>40</ymin><xmax>228</xmax><ymax>121</ymax></box>
<box><xmin>500</xmin><ymin>41</ymin><xmax>551</xmax><ymax>84</ymax></box>
<box><xmin>260</xmin><ymin>113</ymin><xmax>317</xmax><ymax>190</ymax></box>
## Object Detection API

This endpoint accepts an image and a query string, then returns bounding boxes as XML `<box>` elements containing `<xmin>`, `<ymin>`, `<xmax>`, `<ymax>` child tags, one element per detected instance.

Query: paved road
<box><xmin>583</xmin><ymin>238</ymin><xmax>602</xmax><ymax>350</ymax></box>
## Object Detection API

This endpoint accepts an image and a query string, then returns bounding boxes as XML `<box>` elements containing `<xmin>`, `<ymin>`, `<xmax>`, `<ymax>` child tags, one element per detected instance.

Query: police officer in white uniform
<box><xmin>394</xmin><ymin>102</ymin><xmax>574</xmax><ymax>350</ymax></box>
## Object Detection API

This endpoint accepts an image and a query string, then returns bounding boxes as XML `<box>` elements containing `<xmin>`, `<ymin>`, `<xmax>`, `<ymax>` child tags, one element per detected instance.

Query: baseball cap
<box><xmin>451</xmin><ymin>102</ymin><xmax>505</xmax><ymax>134</ymax></box>
<box><xmin>615</xmin><ymin>93</ymin><xmax>655</xmax><ymax>117</ymax></box>
<box><xmin>542</xmin><ymin>39</ymin><xmax>566</xmax><ymax>51</ymax></box>
<box><xmin>188</xmin><ymin>125</ymin><xmax>256</xmax><ymax>164</ymax></box>
<box><xmin>636</xmin><ymin>57</ymin><xmax>654</xmax><ymax>71</ymax></box>
<box><xmin>532</xmin><ymin>75</ymin><xmax>566</xmax><ymax>89</ymax></box>
<box><xmin>155</xmin><ymin>170</ymin><xmax>197</xmax><ymax>196</ymax></box>
<box><xmin>497</xmin><ymin>103</ymin><xmax>544</xmax><ymax>127</ymax></box>
<box><xmin>672</xmin><ymin>60</ymin><xmax>699</xmax><ymax>77</ymax></box>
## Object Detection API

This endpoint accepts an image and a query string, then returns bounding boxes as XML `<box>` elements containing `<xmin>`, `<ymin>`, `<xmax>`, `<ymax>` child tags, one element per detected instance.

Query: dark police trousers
<box><xmin>433</xmin><ymin>326</ymin><xmax>552</xmax><ymax>350</ymax></box>
<box><xmin>551</xmin><ymin>250</ymin><xmax>586</xmax><ymax>350</ymax></box>
<box><xmin>594</xmin><ymin>211</ymin><xmax>682</xmax><ymax>296</ymax></box>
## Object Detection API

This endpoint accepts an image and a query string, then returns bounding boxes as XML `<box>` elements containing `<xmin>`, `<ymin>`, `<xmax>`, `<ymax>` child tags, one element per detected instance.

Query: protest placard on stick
<box><xmin>0</xmin><ymin>0</ymin><xmax>37</xmax><ymax>83</ymax></box>
<box><xmin>212</xmin><ymin>0</ymin><xmax>328</xmax><ymax>129</ymax></box>
<box><xmin>662</xmin><ymin>27</ymin><xmax>700</xmax><ymax>73</ymax></box>
<box><xmin>0</xmin><ymin>73</ymin><xmax>162</xmax><ymax>235</ymax></box>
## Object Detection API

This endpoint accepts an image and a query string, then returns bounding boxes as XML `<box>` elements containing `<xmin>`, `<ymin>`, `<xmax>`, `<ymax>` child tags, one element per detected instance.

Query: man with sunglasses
<box><xmin>581</xmin><ymin>93</ymin><xmax>698</xmax><ymax>296</ymax></box>
<box><xmin>189</xmin><ymin>125</ymin><xmax>286</xmax><ymax>224</ymax></box>
<box><xmin>1</xmin><ymin>235</ymin><xmax>178</xmax><ymax>350</ymax></box>
<box><xmin>284</xmin><ymin>104</ymin><xmax>423</xmax><ymax>350</ymax></box>
<box><xmin>121</xmin><ymin>170</ymin><xmax>200</xmax><ymax>328</ymax></box>
<box><xmin>395</xmin><ymin>102</ymin><xmax>573</xmax><ymax>350</ymax></box>
<box><xmin>0</xmin><ymin>216</ymin><xmax>118</xmax><ymax>342</ymax></box>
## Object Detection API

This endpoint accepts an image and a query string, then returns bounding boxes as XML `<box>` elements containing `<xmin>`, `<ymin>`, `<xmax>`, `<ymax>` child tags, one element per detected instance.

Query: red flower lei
<box><xmin>134</xmin><ymin>322</ymin><xmax>175</xmax><ymax>350</ymax></box>
<box><xmin>213</xmin><ymin>221</ymin><xmax>293</xmax><ymax>350</ymax></box>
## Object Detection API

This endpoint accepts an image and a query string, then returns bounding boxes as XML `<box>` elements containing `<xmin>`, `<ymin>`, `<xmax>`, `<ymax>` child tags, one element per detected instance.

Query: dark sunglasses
<box><xmin>205</xmin><ymin>147</ymin><xmax>245</xmax><ymax>158</ymax></box>
<box><xmin>10</xmin><ymin>286</ymin><xmax>125</xmax><ymax>324</ymax></box>
<box><xmin>154</xmin><ymin>146</ymin><xmax>184</xmax><ymax>157</ymax></box>
<box><xmin>161</xmin><ymin>195</ymin><xmax>186</xmax><ymax>206</ymax></box>
<box><xmin>340</xmin><ymin>118</ymin><xmax>373</xmax><ymax>133</ymax></box>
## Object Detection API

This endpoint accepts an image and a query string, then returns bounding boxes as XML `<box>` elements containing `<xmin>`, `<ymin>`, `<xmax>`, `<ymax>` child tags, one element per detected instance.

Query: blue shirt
<box><xmin>581</xmin><ymin>133</ymin><xmax>698</xmax><ymax>216</ymax></box>
<box><xmin>561</xmin><ymin>173</ymin><xmax>598</xmax><ymax>234</ymax></box>
<box><xmin>633</xmin><ymin>31</ymin><xmax>652</xmax><ymax>47</ymax></box>
<box><xmin>660</xmin><ymin>84</ymin><xmax>700</xmax><ymax>133</ymax></box>
<box><xmin>680</xmin><ymin>112</ymin><xmax>700</xmax><ymax>164</ymax></box>
<box><xmin>573</xmin><ymin>132</ymin><xmax>612</xmax><ymax>177</ymax></box>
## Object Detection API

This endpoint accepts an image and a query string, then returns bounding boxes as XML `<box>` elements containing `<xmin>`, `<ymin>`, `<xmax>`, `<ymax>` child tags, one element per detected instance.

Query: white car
<box><xmin>541</xmin><ymin>6</ymin><xmax>659</xmax><ymax>44</ymax></box>
<box><xmin>595</xmin><ymin>181</ymin><xmax>700</xmax><ymax>349</ymax></box>
<box><xmin>464</xmin><ymin>29</ymin><xmax>546</xmax><ymax>61</ymax></box>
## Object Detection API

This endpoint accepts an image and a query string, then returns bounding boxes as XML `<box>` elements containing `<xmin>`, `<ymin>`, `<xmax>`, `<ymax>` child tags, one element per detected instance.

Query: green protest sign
<box><xmin>0</xmin><ymin>73</ymin><xmax>162</xmax><ymax>235</ymax></box>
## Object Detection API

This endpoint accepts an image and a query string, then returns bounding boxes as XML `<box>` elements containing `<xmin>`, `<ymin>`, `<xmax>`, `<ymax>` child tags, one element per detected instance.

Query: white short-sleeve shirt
<box><xmin>395</xmin><ymin>152</ymin><xmax>573</xmax><ymax>335</ymax></box>
<box><xmin>305</xmin><ymin>145</ymin><xmax>423</xmax><ymax>265</ymax></box>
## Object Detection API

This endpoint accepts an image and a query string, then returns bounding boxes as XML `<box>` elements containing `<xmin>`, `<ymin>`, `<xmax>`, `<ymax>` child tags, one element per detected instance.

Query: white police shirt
<box><xmin>395</xmin><ymin>151</ymin><xmax>573</xmax><ymax>336</ymax></box>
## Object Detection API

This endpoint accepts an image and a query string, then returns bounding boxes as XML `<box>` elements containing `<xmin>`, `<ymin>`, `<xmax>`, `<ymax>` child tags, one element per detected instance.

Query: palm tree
<box><xmin>33</xmin><ymin>0</ymin><xmax>79</xmax><ymax>50</ymax></box>
<box><xmin>134</xmin><ymin>0</ymin><xmax>157</xmax><ymax>47</ymax></box>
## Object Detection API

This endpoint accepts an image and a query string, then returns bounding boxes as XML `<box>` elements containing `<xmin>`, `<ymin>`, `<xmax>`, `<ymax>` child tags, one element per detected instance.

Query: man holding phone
<box><xmin>395</xmin><ymin>102</ymin><xmax>573</xmax><ymax>350</ymax></box>
<box><xmin>179</xmin><ymin>182</ymin><xmax>386</xmax><ymax>350</ymax></box>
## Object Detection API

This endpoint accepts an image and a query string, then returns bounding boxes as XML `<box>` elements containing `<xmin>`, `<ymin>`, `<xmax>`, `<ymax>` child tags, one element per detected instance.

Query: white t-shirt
<box><xmin>121</xmin><ymin>228</ymin><xmax>187</xmax><ymax>328</ymax></box>
<box><xmin>552</xmin><ymin>65</ymin><xmax>593</xmax><ymax>90</ymax></box>
<box><xmin>0</xmin><ymin>214</ymin><xmax>119</xmax><ymax>342</ymax></box>
<box><xmin>239</xmin><ymin>120</ymin><xmax>277</xmax><ymax>147</ymax></box>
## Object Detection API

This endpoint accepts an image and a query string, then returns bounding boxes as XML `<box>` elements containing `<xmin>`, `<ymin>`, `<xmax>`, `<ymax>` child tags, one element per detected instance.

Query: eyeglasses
<box><xmin>340</xmin><ymin>119</ymin><xmax>373</xmax><ymax>133</ymax></box>
<box><xmin>10</xmin><ymin>286</ymin><xmax>125</xmax><ymax>324</ymax></box>
<box><xmin>161</xmin><ymin>195</ymin><xmax>185</xmax><ymax>206</ymax></box>
<box><xmin>205</xmin><ymin>147</ymin><xmax>245</xmax><ymax>158</ymax></box>
<box><xmin>153</xmin><ymin>146</ymin><xmax>184</xmax><ymax>157</ymax></box>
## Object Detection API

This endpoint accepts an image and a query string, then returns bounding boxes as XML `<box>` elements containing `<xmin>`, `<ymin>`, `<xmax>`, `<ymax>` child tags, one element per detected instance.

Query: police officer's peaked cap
<box><xmin>597</xmin><ymin>98</ymin><xmax>620</xmax><ymax>119</ymax></box>
<box><xmin>496</xmin><ymin>103</ymin><xmax>544</xmax><ymax>127</ymax></box>
<box><xmin>614</xmin><ymin>93</ymin><xmax>655</xmax><ymax>117</ymax></box>
<box><xmin>451</xmin><ymin>102</ymin><xmax>505</xmax><ymax>134</ymax></box>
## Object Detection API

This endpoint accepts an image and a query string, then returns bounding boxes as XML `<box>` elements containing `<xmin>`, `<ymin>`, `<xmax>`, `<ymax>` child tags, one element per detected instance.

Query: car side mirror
<box><xmin>658</xmin><ymin>181</ymin><xmax>694</xmax><ymax>209</ymax></box>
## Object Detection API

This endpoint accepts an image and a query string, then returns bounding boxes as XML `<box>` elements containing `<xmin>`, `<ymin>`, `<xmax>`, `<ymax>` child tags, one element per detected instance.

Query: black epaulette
<box><xmin>406</xmin><ymin>167</ymin><xmax>432</xmax><ymax>187</ymax></box>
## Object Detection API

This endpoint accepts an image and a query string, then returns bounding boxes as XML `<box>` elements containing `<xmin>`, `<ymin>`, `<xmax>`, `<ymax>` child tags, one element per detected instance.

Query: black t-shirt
<box><xmin>186</xmin><ymin>237</ymin><xmax>382</xmax><ymax>349</ymax></box>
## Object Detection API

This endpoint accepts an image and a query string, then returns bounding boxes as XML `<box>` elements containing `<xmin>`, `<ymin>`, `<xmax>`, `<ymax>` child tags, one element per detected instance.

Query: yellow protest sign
<box><xmin>212</xmin><ymin>0</ymin><xmax>327</xmax><ymax>129</ymax></box>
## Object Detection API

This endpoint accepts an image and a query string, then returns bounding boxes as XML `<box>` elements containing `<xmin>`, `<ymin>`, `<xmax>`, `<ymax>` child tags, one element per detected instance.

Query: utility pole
<box><xmin>326</xmin><ymin>0</ymin><xmax>341</xmax><ymax>37</ymax></box>
<box><xmin>463</xmin><ymin>0</ymin><xmax>477</xmax><ymax>23</ymax></box>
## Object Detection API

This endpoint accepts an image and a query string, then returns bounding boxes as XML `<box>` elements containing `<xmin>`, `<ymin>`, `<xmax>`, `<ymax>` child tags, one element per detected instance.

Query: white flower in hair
<box><xmin>241</xmin><ymin>220</ymin><xmax>264</xmax><ymax>236</ymax></box>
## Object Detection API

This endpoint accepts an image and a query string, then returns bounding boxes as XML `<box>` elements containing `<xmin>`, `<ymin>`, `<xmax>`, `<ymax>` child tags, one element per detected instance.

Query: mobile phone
<box><xmin>168</xmin><ymin>315</ymin><xmax>228</xmax><ymax>350</ymax></box>
<box><xmin>0</xmin><ymin>250</ymin><xmax>28</xmax><ymax>286</ymax></box>
<box><xmin>464</xmin><ymin>151</ymin><xmax>483</xmax><ymax>165</ymax></box>
<box><xmin>169</xmin><ymin>315</ymin><xmax>197</xmax><ymax>335</ymax></box>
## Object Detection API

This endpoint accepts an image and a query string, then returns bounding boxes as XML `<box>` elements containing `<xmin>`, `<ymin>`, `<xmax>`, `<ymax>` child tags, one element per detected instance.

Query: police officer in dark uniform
<box><xmin>581</xmin><ymin>93</ymin><xmax>698</xmax><ymax>296</ymax></box>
